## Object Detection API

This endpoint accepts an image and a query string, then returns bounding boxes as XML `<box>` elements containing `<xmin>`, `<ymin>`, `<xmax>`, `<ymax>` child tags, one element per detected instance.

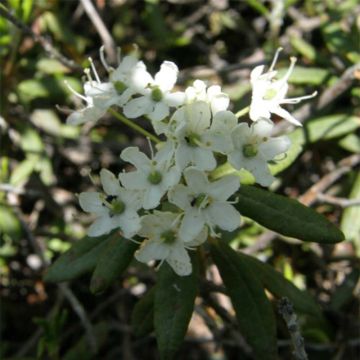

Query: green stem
<box><xmin>235</xmin><ymin>105</ymin><xmax>250</xmax><ymax>118</ymax></box>
<box><xmin>108</xmin><ymin>108</ymin><xmax>161</xmax><ymax>144</ymax></box>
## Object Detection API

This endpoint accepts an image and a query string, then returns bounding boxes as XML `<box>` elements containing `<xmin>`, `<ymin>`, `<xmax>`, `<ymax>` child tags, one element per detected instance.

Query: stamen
<box><xmin>99</xmin><ymin>45</ymin><xmax>111</xmax><ymax>72</ymax></box>
<box><xmin>282</xmin><ymin>56</ymin><xmax>297</xmax><ymax>84</ymax></box>
<box><xmin>64</xmin><ymin>80</ymin><xmax>88</xmax><ymax>102</ymax></box>
<box><xmin>170</xmin><ymin>213</ymin><xmax>182</xmax><ymax>228</ymax></box>
<box><xmin>281</xmin><ymin>91</ymin><xmax>318</xmax><ymax>104</ymax></box>
<box><xmin>84</xmin><ymin>68</ymin><xmax>93</xmax><ymax>84</ymax></box>
<box><xmin>88</xmin><ymin>57</ymin><xmax>101</xmax><ymax>84</ymax></box>
<box><xmin>147</xmin><ymin>137</ymin><xmax>155</xmax><ymax>160</ymax></box>
<box><xmin>127</xmin><ymin>237</ymin><xmax>142</xmax><ymax>245</ymax></box>
<box><xmin>269</xmin><ymin>47</ymin><xmax>283</xmax><ymax>72</ymax></box>
<box><xmin>116</xmin><ymin>47</ymin><xmax>121</xmax><ymax>65</ymax></box>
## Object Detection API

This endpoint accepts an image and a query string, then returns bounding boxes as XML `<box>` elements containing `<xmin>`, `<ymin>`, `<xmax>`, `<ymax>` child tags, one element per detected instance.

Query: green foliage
<box><xmin>131</xmin><ymin>286</ymin><xmax>155</xmax><ymax>337</ymax></box>
<box><xmin>210</xmin><ymin>239</ymin><xmax>277</xmax><ymax>360</ymax></box>
<box><xmin>44</xmin><ymin>235</ymin><xmax>111</xmax><ymax>283</ymax></box>
<box><xmin>90</xmin><ymin>237</ymin><xmax>139</xmax><ymax>294</ymax></box>
<box><xmin>239</xmin><ymin>254</ymin><xmax>322</xmax><ymax>317</ymax></box>
<box><xmin>235</xmin><ymin>185</ymin><xmax>344</xmax><ymax>243</ymax></box>
<box><xmin>154</xmin><ymin>259</ymin><xmax>198</xmax><ymax>360</ymax></box>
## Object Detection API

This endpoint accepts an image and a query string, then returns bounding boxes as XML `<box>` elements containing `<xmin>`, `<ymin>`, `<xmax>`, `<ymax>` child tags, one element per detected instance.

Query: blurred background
<box><xmin>0</xmin><ymin>0</ymin><xmax>359</xmax><ymax>359</ymax></box>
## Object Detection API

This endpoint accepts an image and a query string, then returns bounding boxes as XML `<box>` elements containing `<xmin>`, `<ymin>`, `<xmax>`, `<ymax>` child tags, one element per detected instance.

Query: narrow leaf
<box><xmin>210</xmin><ymin>240</ymin><xmax>277</xmax><ymax>360</ymax></box>
<box><xmin>236</xmin><ymin>185</ymin><xmax>344</xmax><ymax>243</ymax></box>
<box><xmin>154</xmin><ymin>258</ymin><xmax>198</xmax><ymax>360</ymax></box>
<box><xmin>131</xmin><ymin>287</ymin><xmax>155</xmax><ymax>337</ymax></box>
<box><xmin>90</xmin><ymin>236</ymin><xmax>139</xmax><ymax>294</ymax></box>
<box><xmin>44</xmin><ymin>235</ymin><xmax>111</xmax><ymax>283</ymax></box>
<box><xmin>341</xmin><ymin>172</ymin><xmax>360</xmax><ymax>245</ymax></box>
<box><xmin>239</xmin><ymin>253</ymin><xmax>322</xmax><ymax>317</ymax></box>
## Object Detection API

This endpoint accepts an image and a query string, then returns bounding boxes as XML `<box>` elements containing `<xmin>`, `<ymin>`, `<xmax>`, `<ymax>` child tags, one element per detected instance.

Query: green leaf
<box><xmin>239</xmin><ymin>254</ymin><xmax>321</xmax><ymax>317</ymax></box>
<box><xmin>0</xmin><ymin>205</ymin><xmax>22</xmax><ymax>241</ymax></box>
<box><xmin>131</xmin><ymin>287</ymin><xmax>155</xmax><ymax>337</ymax></box>
<box><xmin>90</xmin><ymin>236</ymin><xmax>139</xmax><ymax>294</ymax></box>
<box><xmin>290</xmin><ymin>37</ymin><xmax>317</xmax><ymax>62</ymax></box>
<box><xmin>329</xmin><ymin>268</ymin><xmax>360</xmax><ymax>311</ymax></box>
<box><xmin>62</xmin><ymin>322</ymin><xmax>108</xmax><ymax>360</ymax></box>
<box><xmin>9</xmin><ymin>157</ymin><xmax>38</xmax><ymax>186</ymax></box>
<box><xmin>236</xmin><ymin>185</ymin><xmax>345</xmax><ymax>243</ymax></box>
<box><xmin>210</xmin><ymin>240</ymin><xmax>277</xmax><ymax>360</ymax></box>
<box><xmin>154</xmin><ymin>258</ymin><xmax>198</xmax><ymax>360</ymax></box>
<box><xmin>277</xmin><ymin>66</ymin><xmax>329</xmax><ymax>85</ymax></box>
<box><xmin>338</xmin><ymin>133</ymin><xmax>360</xmax><ymax>153</ymax></box>
<box><xmin>44</xmin><ymin>235</ymin><xmax>111</xmax><ymax>283</ymax></box>
<box><xmin>341</xmin><ymin>173</ymin><xmax>360</xmax><ymax>245</ymax></box>
<box><xmin>305</xmin><ymin>115</ymin><xmax>360</xmax><ymax>142</ymax></box>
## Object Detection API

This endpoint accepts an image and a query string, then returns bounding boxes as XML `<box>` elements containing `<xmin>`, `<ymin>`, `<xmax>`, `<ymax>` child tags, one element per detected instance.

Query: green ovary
<box><xmin>263</xmin><ymin>88</ymin><xmax>277</xmax><ymax>100</ymax></box>
<box><xmin>114</xmin><ymin>81</ymin><xmax>127</xmax><ymax>94</ymax></box>
<box><xmin>161</xmin><ymin>230</ymin><xmax>176</xmax><ymax>244</ymax></box>
<box><xmin>185</xmin><ymin>132</ymin><xmax>201</xmax><ymax>147</ymax></box>
<box><xmin>111</xmin><ymin>199</ymin><xmax>126</xmax><ymax>214</ymax></box>
<box><xmin>151</xmin><ymin>87</ymin><xmax>163</xmax><ymax>102</ymax></box>
<box><xmin>243</xmin><ymin>144</ymin><xmax>258</xmax><ymax>158</ymax></box>
<box><xmin>147</xmin><ymin>170</ymin><xmax>163</xmax><ymax>185</ymax></box>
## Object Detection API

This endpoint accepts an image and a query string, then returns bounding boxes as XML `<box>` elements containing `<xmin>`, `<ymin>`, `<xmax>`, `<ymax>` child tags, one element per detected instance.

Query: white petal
<box><xmin>231</xmin><ymin>123</ymin><xmax>251</xmax><ymax>149</ymax></box>
<box><xmin>123</xmin><ymin>97</ymin><xmax>153</xmax><ymax>118</ymax></box>
<box><xmin>148</xmin><ymin>101</ymin><xmax>169</xmax><ymax>122</ymax></box>
<box><xmin>87</xmin><ymin>215</ymin><xmax>114</xmax><ymax>237</ymax></box>
<box><xmin>175</xmin><ymin>143</ymin><xmax>191</xmax><ymax>170</ymax></box>
<box><xmin>164</xmin><ymin>91</ymin><xmax>186</xmax><ymax>107</ymax></box>
<box><xmin>120</xmin><ymin>189</ymin><xmax>144</xmax><ymax>210</ymax></box>
<box><xmin>188</xmin><ymin>101</ymin><xmax>211</xmax><ymax>133</ymax></box>
<box><xmin>206</xmin><ymin>202</ymin><xmax>241</xmax><ymax>231</ymax></box>
<box><xmin>207</xmin><ymin>175</ymin><xmax>240</xmax><ymax>201</ymax></box>
<box><xmin>136</xmin><ymin>241</ymin><xmax>170</xmax><ymax>262</ymax></box>
<box><xmin>119</xmin><ymin>211</ymin><xmax>141</xmax><ymax>238</ymax></box>
<box><xmin>167</xmin><ymin>245</ymin><xmax>192</xmax><ymax>276</ymax></box>
<box><xmin>249</xmin><ymin>102</ymin><xmax>270</xmax><ymax>122</ymax></box>
<box><xmin>211</xmin><ymin>94</ymin><xmax>230</xmax><ymax>114</ymax></box>
<box><xmin>130</xmin><ymin>62</ymin><xmax>153</xmax><ymax>92</ymax></box>
<box><xmin>162</xmin><ymin>167</ymin><xmax>181</xmax><ymax>188</ymax></box>
<box><xmin>252</xmin><ymin>118</ymin><xmax>274</xmax><ymax>137</ymax></box>
<box><xmin>143</xmin><ymin>186</ymin><xmax>164</xmax><ymax>209</ymax></box>
<box><xmin>79</xmin><ymin>192</ymin><xmax>107</xmax><ymax>214</ymax></box>
<box><xmin>272</xmin><ymin>106</ymin><xmax>302</xmax><ymax>126</ymax></box>
<box><xmin>120</xmin><ymin>147</ymin><xmax>151</xmax><ymax>171</ymax></box>
<box><xmin>100</xmin><ymin>169</ymin><xmax>121</xmax><ymax>195</ymax></box>
<box><xmin>179</xmin><ymin>210</ymin><xmax>205</xmax><ymax>242</ymax></box>
<box><xmin>250</xmin><ymin>65</ymin><xmax>265</xmax><ymax>82</ymax></box>
<box><xmin>245</xmin><ymin>158</ymin><xmax>275</xmax><ymax>186</ymax></box>
<box><xmin>259</xmin><ymin>136</ymin><xmax>291</xmax><ymax>161</ymax></box>
<box><xmin>119</xmin><ymin>171</ymin><xmax>148</xmax><ymax>190</ymax></box>
<box><xmin>193</xmin><ymin>148</ymin><xmax>217</xmax><ymax>171</ymax></box>
<box><xmin>155</xmin><ymin>61</ymin><xmax>179</xmax><ymax>91</ymax></box>
<box><xmin>211</xmin><ymin>111</ymin><xmax>238</xmax><ymax>132</ymax></box>
<box><xmin>187</xmin><ymin>227</ymin><xmax>208</xmax><ymax>247</ymax></box>
<box><xmin>168</xmin><ymin>184</ymin><xmax>191</xmax><ymax>210</ymax></box>
<box><xmin>183</xmin><ymin>168</ymin><xmax>209</xmax><ymax>193</ymax></box>
<box><xmin>228</xmin><ymin>149</ymin><xmax>245</xmax><ymax>170</ymax></box>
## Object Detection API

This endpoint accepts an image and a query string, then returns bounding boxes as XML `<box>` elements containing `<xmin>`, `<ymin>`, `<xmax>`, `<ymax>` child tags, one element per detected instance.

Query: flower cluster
<box><xmin>68</xmin><ymin>46</ymin><xmax>316</xmax><ymax>276</ymax></box>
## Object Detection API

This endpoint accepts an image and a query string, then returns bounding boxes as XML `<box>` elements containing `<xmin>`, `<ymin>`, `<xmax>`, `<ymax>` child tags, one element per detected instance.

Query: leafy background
<box><xmin>0</xmin><ymin>0</ymin><xmax>359</xmax><ymax>359</ymax></box>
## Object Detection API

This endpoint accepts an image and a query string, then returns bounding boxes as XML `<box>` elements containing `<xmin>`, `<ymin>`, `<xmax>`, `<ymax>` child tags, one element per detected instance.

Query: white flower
<box><xmin>228</xmin><ymin>118</ymin><xmax>291</xmax><ymax>186</ymax></box>
<box><xmin>168</xmin><ymin>168</ymin><xmax>241</xmax><ymax>242</ymax></box>
<box><xmin>119</xmin><ymin>142</ymin><xmax>180</xmax><ymax>210</ymax></box>
<box><xmin>123</xmin><ymin>61</ymin><xmax>185</xmax><ymax>122</ymax></box>
<box><xmin>79</xmin><ymin>169</ymin><xmax>143</xmax><ymax>238</ymax></box>
<box><xmin>185</xmin><ymin>80</ymin><xmax>229</xmax><ymax>115</ymax></box>
<box><xmin>135</xmin><ymin>211</ymin><xmax>207</xmax><ymax>276</ymax></box>
<box><xmin>171</xmin><ymin>101</ymin><xmax>216</xmax><ymax>171</ymax></box>
<box><xmin>249</xmin><ymin>50</ymin><xmax>317</xmax><ymax>126</ymax></box>
<box><xmin>170</xmin><ymin>102</ymin><xmax>237</xmax><ymax>170</ymax></box>
<box><xmin>66</xmin><ymin>58</ymin><xmax>122</xmax><ymax>125</ymax></box>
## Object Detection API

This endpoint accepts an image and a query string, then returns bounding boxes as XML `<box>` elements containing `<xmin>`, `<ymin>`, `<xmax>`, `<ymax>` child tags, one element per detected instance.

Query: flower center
<box><xmin>185</xmin><ymin>132</ymin><xmax>201</xmax><ymax>147</ymax></box>
<box><xmin>242</xmin><ymin>144</ymin><xmax>258</xmax><ymax>158</ymax></box>
<box><xmin>160</xmin><ymin>230</ymin><xmax>176</xmax><ymax>244</ymax></box>
<box><xmin>147</xmin><ymin>170</ymin><xmax>163</xmax><ymax>185</ymax></box>
<box><xmin>263</xmin><ymin>88</ymin><xmax>277</xmax><ymax>100</ymax></box>
<box><xmin>104</xmin><ymin>195</ymin><xmax>126</xmax><ymax>215</ymax></box>
<box><xmin>191</xmin><ymin>193</ymin><xmax>208</xmax><ymax>208</ymax></box>
<box><xmin>114</xmin><ymin>81</ymin><xmax>127</xmax><ymax>94</ymax></box>
<box><xmin>151</xmin><ymin>86</ymin><xmax>163</xmax><ymax>102</ymax></box>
